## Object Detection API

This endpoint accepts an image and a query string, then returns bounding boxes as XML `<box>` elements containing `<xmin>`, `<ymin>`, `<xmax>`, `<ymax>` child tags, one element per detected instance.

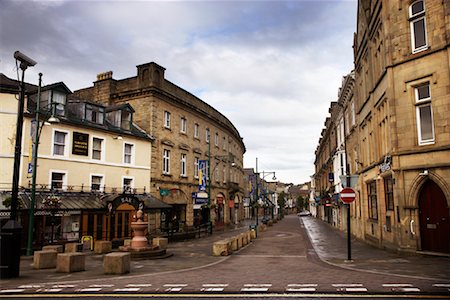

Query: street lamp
<box><xmin>26</xmin><ymin>73</ymin><xmax>60</xmax><ymax>255</ymax></box>
<box><xmin>261</xmin><ymin>171</ymin><xmax>276</xmax><ymax>221</ymax></box>
<box><xmin>0</xmin><ymin>51</ymin><xmax>36</xmax><ymax>279</ymax></box>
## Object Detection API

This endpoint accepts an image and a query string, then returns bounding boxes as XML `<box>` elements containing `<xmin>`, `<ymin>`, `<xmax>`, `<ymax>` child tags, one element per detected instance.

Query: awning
<box><xmin>18</xmin><ymin>192</ymin><xmax>105</xmax><ymax>211</ymax></box>
<box><xmin>136</xmin><ymin>194</ymin><xmax>172</xmax><ymax>209</ymax></box>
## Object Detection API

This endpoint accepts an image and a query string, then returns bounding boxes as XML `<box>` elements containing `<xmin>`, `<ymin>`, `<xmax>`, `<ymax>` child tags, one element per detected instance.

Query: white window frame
<box><xmin>180</xmin><ymin>117</ymin><xmax>187</xmax><ymax>134</ymax></box>
<box><xmin>415</xmin><ymin>83</ymin><xmax>434</xmax><ymax>145</ymax></box>
<box><xmin>91</xmin><ymin>136</ymin><xmax>105</xmax><ymax>161</ymax></box>
<box><xmin>194</xmin><ymin>157</ymin><xmax>199</xmax><ymax>179</ymax></box>
<box><xmin>49</xmin><ymin>170</ymin><xmax>67</xmax><ymax>191</ymax></box>
<box><xmin>194</xmin><ymin>123</ymin><xmax>199</xmax><ymax>138</ymax></box>
<box><xmin>90</xmin><ymin>173</ymin><xmax>104</xmax><ymax>192</ymax></box>
<box><xmin>163</xmin><ymin>149</ymin><xmax>170</xmax><ymax>175</ymax></box>
<box><xmin>206</xmin><ymin>128</ymin><xmax>210</xmax><ymax>143</ymax></box>
<box><xmin>409</xmin><ymin>0</ymin><xmax>428</xmax><ymax>53</ymax></box>
<box><xmin>52</xmin><ymin>129</ymin><xmax>69</xmax><ymax>157</ymax></box>
<box><xmin>122</xmin><ymin>176</ymin><xmax>134</xmax><ymax>193</ymax></box>
<box><xmin>164</xmin><ymin>111</ymin><xmax>171</xmax><ymax>129</ymax></box>
<box><xmin>180</xmin><ymin>153</ymin><xmax>187</xmax><ymax>177</ymax></box>
<box><xmin>123</xmin><ymin>142</ymin><xmax>135</xmax><ymax>164</ymax></box>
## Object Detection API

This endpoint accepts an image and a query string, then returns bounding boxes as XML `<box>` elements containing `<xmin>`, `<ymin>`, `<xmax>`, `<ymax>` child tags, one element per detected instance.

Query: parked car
<box><xmin>297</xmin><ymin>210</ymin><xmax>311</xmax><ymax>217</ymax></box>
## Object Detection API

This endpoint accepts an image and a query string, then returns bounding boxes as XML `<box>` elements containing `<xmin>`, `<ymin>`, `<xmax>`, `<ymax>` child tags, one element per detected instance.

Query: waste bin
<box><xmin>0</xmin><ymin>220</ymin><xmax>22</xmax><ymax>278</ymax></box>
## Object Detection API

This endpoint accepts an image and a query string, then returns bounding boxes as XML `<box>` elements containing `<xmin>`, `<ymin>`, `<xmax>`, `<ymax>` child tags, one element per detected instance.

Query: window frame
<box><xmin>180</xmin><ymin>153</ymin><xmax>187</xmax><ymax>177</ymax></box>
<box><xmin>163</xmin><ymin>149</ymin><xmax>171</xmax><ymax>175</ymax></box>
<box><xmin>90</xmin><ymin>174</ymin><xmax>104</xmax><ymax>192</ymax></box>
<box><xmin>409</xmin><ymin>0</ymin><xmax>428</xmax><ymax>53</ymax></box>
<box><xmin>206</xmin><ymin>128</ymin><xmax>210</xmax><ymax>143</ymax></box>
<box><xmin>122</xmin><ymin>176</ymin><xmax>134</xmax><ymax>193</ymax></box>
<box><xmin>49</xmin><ymin>170</ymin><xmax>67</xmax><ymax>191</ymax></box>
<box><xmin>414</xmin><ymin>83</ymin><xmax>435</xmax><ymax>145</ymax></box>
<box><xmin>194</xmin><ymin>157</ymin><xmax>199</xmax><ymax>179</ymax></box>
<box><xmin>180</xmin><ymin>117</ymin><xmax>187</xmax><ymax>134</ymax></box>
<box><xmin>164</xmin><ymin>111</ymin><xmax>171</xmax><ymax>129</ymax></box>
<box><xmin>123</xmin><ymin>142</ymin><xmax>135</xmax><ymax>164</ymax></box>
<box><xmin>367</xmin><ymin>181</ymin><xmax>378</xmax><ymax>220</ymax></box>
<box><xmin>384</xmin><ymin>176</ymin><xmax>394</xmax><ymax>211</ymax></box>
<box><xmin>92</xmin><ymin>136</ymin><xmax>104</xmax><ymax>161</ymax></box>
<box><xmin>52</xmin><ymin>129</ymin><xmax>69</xmax><ymax>157</ymax></box>
<box><xmin>194</xmin><ymin>123</ymin><xmax>199</xmax><ymax>139</ymax></box>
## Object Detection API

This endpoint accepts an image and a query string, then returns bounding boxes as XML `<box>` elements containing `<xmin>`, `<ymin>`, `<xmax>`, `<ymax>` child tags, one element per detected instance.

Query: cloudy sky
<box><xmin>1</xmin><ymin>0</ymin><xmax>357</xmax><ymax>185</ymax></box>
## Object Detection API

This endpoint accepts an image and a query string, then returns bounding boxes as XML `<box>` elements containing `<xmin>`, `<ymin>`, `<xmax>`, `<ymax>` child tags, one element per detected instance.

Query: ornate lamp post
<box><xmin>26</xmin><ymin>73</ymin><xmax>60</xmax><ymax>255</ymax></box>
<box><xmin>261</xmin><ymin>171</ymin><xmax>276</xmax><ymax>220</ymax></box>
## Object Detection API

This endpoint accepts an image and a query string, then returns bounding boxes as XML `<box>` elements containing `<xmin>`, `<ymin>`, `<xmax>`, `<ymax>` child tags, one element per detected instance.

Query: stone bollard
<box><xmin>103</xmin><ymin>252</ymin><xmax>130</xmax><ymax>275</ymax></box>
<box><xmin>237</xmin><ymin>234</ymin><xmax>243</xmax><ymax>249</ymax></box>
<box><xmin>212</xmin><ymin>240</ymin><xmax>231</xmax><ymax>256</ymax></box>
<box><xmin>152</xmin><ymin>237</ymin><xmax>168</xmax><ymax>250</ymax></box>
<box><xmin>246</xmin><ymin>230</ymin><xmax>252</xmax><ymax>242</ymax></box>
<box><xmin>33</xmin><ymin>250</ymin><xmax>57</xmax><ymax>269</ymax></box>
<box><xmin>250</xmin><ymin>229</ymin><xmax>257</xmax><ymax>240</ymax></box>
<box><xmin>231</xmin><ymin>237</ymin><xmax>238</xmax><ymax>251</ymax></box>
<box><xmin>94</xmin><ymin>241</ymin><xmax>112</xmax><ymax>254</ymax></box>
<box><xmin>65</xmin><ymin>243</ymin><xmax>82</xmax><ymax>253</ymax></box>
<box><xmin>56</xmin><ymin>253</ymin><xmax>85</xmax><ymax>273</ymax></box>
<box><xmin>241</xmin><ymin>232</ymin><xmax>248</xmax><ymax>246</ymax></box>
<box><xmin>42</xmin><ymin>245</ymin><xmax>63</xmax><ymax>253</ymax></box>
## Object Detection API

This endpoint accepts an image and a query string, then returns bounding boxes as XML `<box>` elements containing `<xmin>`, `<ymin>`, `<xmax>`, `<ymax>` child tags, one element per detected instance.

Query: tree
<box><xmin>278</xmin><ymin>191</ymin><xmax>286</xmax><ymax>218</ymax></box>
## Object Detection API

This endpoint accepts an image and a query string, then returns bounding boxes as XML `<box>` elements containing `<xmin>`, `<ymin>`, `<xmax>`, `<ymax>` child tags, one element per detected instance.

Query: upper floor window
<box><xmin>91</xmin><ymin>175</ymin><xmax>104</xmax><ymax>192</ymax></box>
<box><xmin>194</xmin><ymin>123</ymin><xmax>199</xmax><ymax>138</ymax></box>
<box><xmin>215</xmin><ymin>132</ymin><xmax>219</xmax><ymax>147</ymax></box>
<box><xmin>164</xmin><ymin>111</ymin><xmax>171</xmax><ymax>129</ymax></box>
<box><xmin>52</xmin><ymin>91</ymin><xmax>66</xmax><ymax>117</ymax></box>
<box><xmin>92</xmin><ymin>137</ymin><xmax>104</xmax><ymax>160</ymax></box>
<box><xmin>415</xmin><ymin>83</ymin><xmax>434</xmax><ymax>145</ymax></box>
<box><xmin>163</xmin><ymin>149</ymin><xmax>170</xmax><ymax>174</ymax></box>
<box><xmin>368</xmin><ymin>181</ymin><xmax>378</xmax><ymax>220</ymax></box>
<box><xmin>124</xmin><ymin>143</ymin><xmax>134</xmax><ymax>164</ymax></box>
<box><xmin>180</xmin><ymin>153</ymin><xmax>187</xmax><ymax>177</ymax></box>
<box><xmin>53</xmin><ymin>130</ymin><xmax>68</xmax><ymax>156</ymax></box>
<box><xmin>384</xmin><ymin>176</ymin><xmax>394</xmax><ymax>211</ymax></box>
<box><xmin>85</xmin><ymin>104</ymin><xmax>104</xmax><ymax>125</ymax></box>
<box><xmin>223</xmin><ymin>137</ymin><xmax>227</xmax><ymax>150</ymax></box>
<box><xmin>123</xmin><ymin>177</ymin><xmax>133</xmax><ymax>193</ymax></box>
<box><xmin>409</xmin><ymin>0</ymin><xmax>427</xmax><ymax>53</ymax></box>
<box><xmin>194</xmin><ymin>157</ymin><xmax>199</xmax><ymax>178</ymax></box>
<box><xmin>180</xmin><ymin>117</ymin><xmax>187</xmax><ymax>134</ymax></box>
<box><xmin>51</xmin><ymin>171</ymin><xmax>66</xmax><ymax>191</ymax></box>
<box><xmin>206</xmin><ymin>128</ymin><xmax>210</xmax><ymax>143</ymax></box>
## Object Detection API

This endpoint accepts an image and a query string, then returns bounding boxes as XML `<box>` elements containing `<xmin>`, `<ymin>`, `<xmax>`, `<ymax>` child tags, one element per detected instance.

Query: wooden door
<box><xmin>419</xmin><ymin>180</ymin><xmax>450</xmax><ymax>253</ymax></box>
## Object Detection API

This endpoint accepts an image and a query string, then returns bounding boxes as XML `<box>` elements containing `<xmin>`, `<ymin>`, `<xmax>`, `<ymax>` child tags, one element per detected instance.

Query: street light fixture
<box><xmin>0</xmin><ymin>51</ymin><xmax>36</xmax><ymax>279</ymax></box>
<box><xmin>261</xmin><ymin>171</ymin><xmax>276</xmax><ymax>221</ymax></box>
<box><xmin>26</xmin><ymin>73</ymin><xmax>60</xmax><ymax>255</ymax></box>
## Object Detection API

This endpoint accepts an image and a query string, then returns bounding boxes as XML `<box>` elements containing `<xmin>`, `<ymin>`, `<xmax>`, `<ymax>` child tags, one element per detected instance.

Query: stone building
<box><xmin>73</xmin><ymin>62</ymin><xmax>246</xmax><ymax>231</ymax></box>
<box><xmin>314</xmin><ymin>0</ymin><xmax>450</xmax><ymax>255</ymax></box>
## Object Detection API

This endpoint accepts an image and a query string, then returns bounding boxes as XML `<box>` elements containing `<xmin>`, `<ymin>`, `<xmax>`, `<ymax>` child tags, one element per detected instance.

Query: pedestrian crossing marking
<box><xmin>432</xmin><ymin>284</ymin><xmax>450</xmax><ymax>288</ymax></box>
<box><xmin>38</xmin><ymin>288</ymin><xmax>62</xmax><ymax>293</ymax></box>
<box><xmin>399</xmin><ymin>287</ymin><xmax>421</xmax><ymax>292</ymax></box>
<box><xmin>286</xmin><ymin>284</ymin><xmax>317</xmax><ymax>292</ymax></box>
<box><xmin>18</xmin><ymin>285</ymin><xmax>41</xmax><ymax>289</ymax></box>
<box><xmin>0</xmin><ymin>289</ymin><xmax>25</xmax><ymax>293</ymax></box>
<box><xmin>126</xmin><ymin>284</ymin><xmax>152</xmax><ymax>287</ymax></box>
<box><xmin>77</xmin><ymin>287</ymin><xmax>103</xmax><ymax>292</ymax></box>
<box><xmin>382</xmin><ymin>283</ymin><xmax>413</xmax><ymax>287</ymax></box>
<box><xmin>241</xmin><ymin>283</ymin><xmax>272</xmax><ymax>292</ymax></box>
<box><xmin>201</xmin><ymin>284</ymin><xmax>228</xmax><ymax>292</ymax></box>
<box><xmin>89</xmin><ymin>284</ymin><xmax>114</xmax><ymax>287</ymax></box>
<box><xmin>114</xmin><ymin>287</ymin><xmax>141</xmax><ymax>292</ymax></box>
<box><xmin>164</xmin><ymin>284</ymin><xmax>187</xmax><ymax>292</ymax></box>
<box><xmin>344</xmin><ymin>287</ymin><xmax>368</xmax><ymax>292</ymax></box>
<box><xmin>52</xmin><ymin>284</ymin><xmax>76</xmax><ymax>288</ymax></box>
<box><xmin>332</xmin><ymin>283</ymin><xmax>364</xmax><ymax>287</ymax></box>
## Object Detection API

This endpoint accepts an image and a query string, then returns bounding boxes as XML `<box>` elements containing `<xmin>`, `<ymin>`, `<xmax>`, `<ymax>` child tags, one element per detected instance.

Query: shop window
<box><xmin>367</xmin><ymin>181</ymin><xmax>378</xmax><ymax>220</ymax></box>
<box><xmin>384</xmin><ymin>176</ymin><xmax>394</xmax><ymax>211</ymax></box>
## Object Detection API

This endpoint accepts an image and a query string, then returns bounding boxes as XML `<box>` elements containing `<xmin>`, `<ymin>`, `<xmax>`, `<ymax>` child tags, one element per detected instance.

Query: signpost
<box><xmin>340</xmin><ymin>187</ymin><xmax>355</xmax><ymax>261</ymax></box>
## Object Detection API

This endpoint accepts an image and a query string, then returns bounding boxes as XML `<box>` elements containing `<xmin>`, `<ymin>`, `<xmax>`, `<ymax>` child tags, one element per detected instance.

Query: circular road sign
<box><xmin>340</xmin><ymin>187</ymin><xmax>356</xmax><ymax>203</ymax></box>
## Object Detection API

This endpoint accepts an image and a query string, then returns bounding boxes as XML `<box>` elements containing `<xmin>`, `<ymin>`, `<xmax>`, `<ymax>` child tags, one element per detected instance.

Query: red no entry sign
<box><xmin>340</xmin><ymin>187</ymin><xmax>356</xmax><ymax>203</ymax></box>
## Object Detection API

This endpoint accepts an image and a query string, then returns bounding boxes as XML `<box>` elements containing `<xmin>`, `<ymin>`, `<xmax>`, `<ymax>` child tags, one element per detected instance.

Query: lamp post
<box><xmin>26</xmin><ymin>73</ymin><xmax>60</xmax><ymax>255</ymax></box>
<box><xmin>42</xmin><ymin>194</ymin><xmax>62</xmax><ymax>244</ymax></box>
<box><xmin>261</xmin><ymin>171</ymin><xmax>276</xmax><ymax>221</ymax></box>
<box><xmin>0</xmin><ymin>51</ymin><xmax>36</xmax><ymax>279</ymax></box>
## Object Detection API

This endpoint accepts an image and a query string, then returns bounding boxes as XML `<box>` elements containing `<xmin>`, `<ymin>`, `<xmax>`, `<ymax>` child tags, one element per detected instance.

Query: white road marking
<box><xmin>201</xmin><ymin>284</ymin><xmax>228</xmax><ymax>292</ymax></box>
<box><xmin>0</xmin><ymin>289</ymin><xmax>25</xmax><ymax>293</ymax></box>
<box><xmin>382</xmin><ymin>283</ymin><xmax>413</xmax><ymax>287</ymax></box>
<box><xmin>52</xmin><ymin>284</ymin><xmax>76</xmax><ymax>288</ymax></box>
<box><xmin>399</xmin><ymin>287</ymin><xmax>421</xmax><ymax>292</ymax></box>
<box><xmin>286</xmin><ymin>284</ymin><xmax>317</xmax><ymax>292</ymax></box>
<box><xmin>237</xmin><ymin>255</ymin><xmax>306</xmax><ymax>258</ymax></box>
<box><xmin>164</xmin><ymin>284</ymin><xmax>187</xmax><ymax>292</ymax></box>
<box><xmin>126</xmin><ymin>284</ymin><xmax>152</xmax><ymax>287</ymax></box>
<box><xmin>89</xmin><ymin>284</ymin><xmax>114</xmax><ymax>287</ymax></box>
<box><xmin>433</xmin><ymin>284</ymin><xmax>450</xmax><ymax>288</ymax></box>
<box><xmin>344</xmin><ymin>287</ymin><xmax>368</xmax><ymax>292</ymax></box>
<box><xmin>241</xmin><ymin>283</ymin><xmax>271</xmax><ymax>292</ymax></box>
<box><xmin>114</xmin><ymin>287</ymin><xmax>141</xmax><ymax>292</ymax></box>
<box><xmin>39</xmin><ymin>288</ymin><xmax>62</xmax><ymax>293</ymax></box>
<box><xmin>332</xmin><ymin>283</ymin><xmax>364</xmax><ymax>287</ymax></box>
<box><xmin>18</xmin><ymin>285</ymin><xmax>41</xmax><ymax>289</ymax></box>
<box><xmin>77</xmin><ymin>287</ymin><xmax>103</xmax><ymax>292</ymax></box>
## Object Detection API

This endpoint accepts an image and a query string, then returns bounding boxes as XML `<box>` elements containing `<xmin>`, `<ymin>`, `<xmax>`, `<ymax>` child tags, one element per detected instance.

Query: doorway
<box><xmin>418</xmin><ymin>180</ymin><xmax>450</xmax><ymax>254</ymax></box>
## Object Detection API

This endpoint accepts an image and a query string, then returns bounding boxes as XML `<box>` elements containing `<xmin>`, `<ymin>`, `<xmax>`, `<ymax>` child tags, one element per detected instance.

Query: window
<box><xmin>215</xmin><ymin>166</ymin><xmax>219</xmax><ymax>182</ymax></box>
<box><xmin>194</xmin><ymin>123</ymin><xmax>199</xmax><ymax>138</ymax></box>
<box><xmin>85</xmin><ymin>104</ymin><xmax>104</xmax><ymax>124</ymax></box>
<box><xmin>163</xmin><ymin>149</ymin><xmax>170</xmax><ymax>174</ymax></box>
<box><xmin>223</xmin><ymin>137</ymin><xmax>226</xmax><ymax>150</ymax></box>
<box><xmin>51</xmin><ymin>171</ymin><xmax>66</xmax><ymax>190</ymax></box>
<box><xmin>384</xmin><ymin>176</ymin><xmax>394</xmax><ymax>211</ymax></box>
<box><xmin>368</xmin><ymin>181</ymin><xmax>378</xmax><ymax>220</ymax></box>
<box><xmin>91</xmin><ymin>175</ymin><xmax>103</xmax><ymax>191</ymax></box>
<box><xmin>215</xmin><ymin>132</ymin><xmax>219</xmax><ymax>146</ymax></box>
<box><xmin>52</xmin><ymin>91</ymin><xmax>66</xmax><ymax>117</ymax></box>
<box><xmin>409</xmin><ymin>0</ymin><xmax>427</xmax><ymax>53</ymax></box>
<box><xmin>164</xmin><ymin>111</ymin><xmax>171</xmax><ymax>128</ymax></box>
<box><xmin>415</xmin><ymin>83</ymin><xmax>434</xmax><ymax>145</ymax></box>
<box><xmin>180</xmin><ymin>153</ymin><xmax>187</xmax><ymax>177</ymax></box>
<box><xmin>180</xmin><ymin>117</ymin><xmax>187</xmax><ymax>133</ymax></box>
<box><xmin>206</xmin><ymin>128</ymin><xmax>210</xmax><ymax>143</ymax></box>
<box><xmin>123</xmin><ymin>177</ymin><xmax>133</xmax><ymax>192</ymax></box>
<box><xmin>53</xmin><ymin>130</ymin><xmax>67</xmax><ymax>156</ymax></box>
<box><xmin>124</xmin><ymin>143</ymin><xmax>134</xmax><ymax>164</ymax></box>
<box><xmin>194</xmin><ymin>157</ymin><xmax>199</xmax><ymax>178</ymax></box>
<box><xmin>92</xmin><ymin>137</ymin><xmax>103</xmax><ymax>160</ymax></box>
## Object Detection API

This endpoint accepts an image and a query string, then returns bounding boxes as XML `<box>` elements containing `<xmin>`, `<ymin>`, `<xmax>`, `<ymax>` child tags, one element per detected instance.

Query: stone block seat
<box><xmin>56</xmin><ymin>252</ymin><xmax>85</xmax><ymax>273</ymax></box>
<box><xmin>42</xmin><ymin>245</ymin><xmax>63</xmax><ymax>253</ymax></box>
<box><xmin>103</xmin><ymin>252</ymin><xmax>131</xmax><ymax>275</ymax></box>
<box><xmin>94</xmin><ymin>240</ymin><xmax>112</xmax><ymax>254</ymax></box>
<box><xmin>212</xmin><ymin>239</ymin><xmax>233</xmax><ymax>256</ymax></box>
<box><xmin>65</xmin><ymin>242</ymin><xmax>82</xmax><ymax>253</ymax></box>
<box><xmin>33</xmin><ymin>250</ymin><xmax>57</xmax><ymax>269</ymax></box>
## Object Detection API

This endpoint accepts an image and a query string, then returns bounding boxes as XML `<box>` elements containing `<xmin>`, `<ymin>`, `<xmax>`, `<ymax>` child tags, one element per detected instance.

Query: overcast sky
<box><xmin>1</xmin><ymin>0</ymin><xmax>357</xmax><ymax>185</ymax></box>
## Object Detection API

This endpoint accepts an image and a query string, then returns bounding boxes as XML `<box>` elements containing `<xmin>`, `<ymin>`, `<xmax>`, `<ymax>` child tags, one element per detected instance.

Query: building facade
<box><xmin>73</xmin><ymin>63</ymin><xmax>246</xmax><ymax>230</ymax></box>
<box><xmin>0</xmin><ymin>74</ymin><xmax>162</xmax><ymax>251</ymax></box>
<box><xmin>314</xmin><ymin>0</ymin><xmax>450</xmax><ymax>254</ymax></box>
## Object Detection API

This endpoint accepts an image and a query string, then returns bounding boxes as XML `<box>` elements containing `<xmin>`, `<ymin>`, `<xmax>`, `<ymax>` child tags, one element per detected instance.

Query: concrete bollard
<box><xmin>42</xmin><ymin>245</ymin><xmax>63</xmax><ymax>253</ymax></box>
<box><xmin>56</xmin><ymin>252</ymin><xmax>85</xmax><ymax>272</ymax></box>
<box><xmin>94</xmin><ymin>241</ymin><xmax>112</xmax><ymax>254</ymax></box>
<box><xmin>103</xmin><ymin>252</ymin><xmax>130</xmax><ymax>275</ymax></box>
<box><xmin>33</xmin><ymin>250</ymin><xmax>57</xmax><ymax>269</ymax></box>
<box><xmin>152</xmin><ymin>237</ymin><xmax>168</xmax><ymax>250</ymax></box>
<box><xmin>65</xmin><ymin>243</ymin><xmax>82</xmax><ymax>253</ymax></box>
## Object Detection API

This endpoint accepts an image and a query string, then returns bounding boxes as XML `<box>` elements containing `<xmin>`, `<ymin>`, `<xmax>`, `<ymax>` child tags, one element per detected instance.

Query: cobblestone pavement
<box><xmin>0</xmin><ymin>215</ymin><xmax>449</xmax><ymax>297</ymax></box>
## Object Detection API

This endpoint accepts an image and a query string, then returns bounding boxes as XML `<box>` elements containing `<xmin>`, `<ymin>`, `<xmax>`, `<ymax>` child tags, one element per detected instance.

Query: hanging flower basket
<box><xmin>42</xmin><ymin>195</ymin><xmax>62</xmax><ymax>208</ymax></box>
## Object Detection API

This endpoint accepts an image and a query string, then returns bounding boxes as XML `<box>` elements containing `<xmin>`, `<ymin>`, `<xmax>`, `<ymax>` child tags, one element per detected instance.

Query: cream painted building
<box><xmin>0</xmin><ymin>74</ymin><xmax>160</xmax><ymax>251</ymax></box>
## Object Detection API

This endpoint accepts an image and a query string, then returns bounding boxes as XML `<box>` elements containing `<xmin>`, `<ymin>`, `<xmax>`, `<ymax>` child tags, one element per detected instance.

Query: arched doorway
<box><xmin>418</xmin><ymin>180</ymin><xmax>450</xmax><ymax>254</ymax></box>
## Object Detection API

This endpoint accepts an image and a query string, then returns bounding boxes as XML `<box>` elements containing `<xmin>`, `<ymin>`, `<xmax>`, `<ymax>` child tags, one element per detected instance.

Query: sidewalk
<box><xmin>302</xmin><ymin>216</ymin><xmax>450</xmax><ymax>281</ymax></box>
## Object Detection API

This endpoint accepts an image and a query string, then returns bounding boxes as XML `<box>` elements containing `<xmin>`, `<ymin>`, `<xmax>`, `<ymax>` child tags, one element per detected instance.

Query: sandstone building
<box><xmin>73</xmin><ymin>62</ymin><xmax>246</xmax><ymax>230</ymax></box>
<box><xmin>314</xmin><ymin>0</ymin><xmax>450</xmax><ymax>254</ymax></box>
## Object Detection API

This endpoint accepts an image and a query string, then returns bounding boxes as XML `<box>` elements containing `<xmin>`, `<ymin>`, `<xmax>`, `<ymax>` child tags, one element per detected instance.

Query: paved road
<box><xmin>1</xmin><ymin>214</ymin><xmax>449</xmax><ymax>298</ymax></box>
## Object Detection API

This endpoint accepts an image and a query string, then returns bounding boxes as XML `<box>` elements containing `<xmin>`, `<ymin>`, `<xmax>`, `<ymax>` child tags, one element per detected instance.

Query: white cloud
<box><xmin>0</xmin><ymin>0</ymin><xmax>356</xmax><ymax>184</ymax></box>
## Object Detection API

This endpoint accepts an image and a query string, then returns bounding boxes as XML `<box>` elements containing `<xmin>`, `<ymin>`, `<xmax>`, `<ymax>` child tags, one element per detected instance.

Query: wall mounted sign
<box><xmin>72</xmin><ymin>132</ymin><xmax>89</xmax><ymax>156</ymax></box>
